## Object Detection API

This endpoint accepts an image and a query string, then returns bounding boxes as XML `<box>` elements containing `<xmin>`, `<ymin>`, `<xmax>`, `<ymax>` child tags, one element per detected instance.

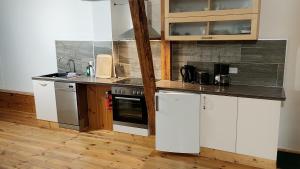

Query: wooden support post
<box><xmin>129</xmin><ymin>0</ymin><xmax>156</xmax><ymax>135</ymax></box>
<box><xmin>161</xmin><ymin>40</ymin><xmax>171</xmax><ymax>80</ymax></box>
<box><xmin>161</xmin><ymin>0</ymin><xmax>171</xmax><ymax>80</ymax></box>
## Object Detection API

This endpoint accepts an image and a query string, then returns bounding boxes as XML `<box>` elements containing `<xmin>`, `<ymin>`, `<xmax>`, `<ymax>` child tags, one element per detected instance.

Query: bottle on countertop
<box><xmin>86</xmin><ymin>61</ymin><xmax>95</xmax><ymax>77</ymax></box>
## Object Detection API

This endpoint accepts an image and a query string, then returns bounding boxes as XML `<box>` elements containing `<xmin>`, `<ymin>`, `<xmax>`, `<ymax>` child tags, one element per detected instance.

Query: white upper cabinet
<box><xmin>33</xmin><ymin>80</ymin><xmax>58</xmax><ymax>122</ymax></box>
<box><xmin>236</xmin><ymin>98</ymin><xmax>281</xmax><ymax>160</ymax></box>
<box><xmin>200</xmin><ymin>94</ymin><xmax>238</xmax><ymax>153</ymax></box>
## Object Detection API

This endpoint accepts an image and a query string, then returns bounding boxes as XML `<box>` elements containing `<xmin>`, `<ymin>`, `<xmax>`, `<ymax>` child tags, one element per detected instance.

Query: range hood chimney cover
<box><xmin>118</xmin><ymin>26</ymin><xmax>160</xmax><ymax>40</ymax></box>
<box><xmin>117</xmin><ymin>0</ymin><xmax>160</xmax><ymax>40</ymax></box>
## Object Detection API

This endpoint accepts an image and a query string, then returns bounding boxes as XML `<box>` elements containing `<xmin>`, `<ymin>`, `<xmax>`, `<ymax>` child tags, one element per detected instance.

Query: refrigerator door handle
<box><xmin>203</xmin><ymin>95</ymin><xmax>206</xmax><ymax>110</ymax></box>
<box><xmin>155</xmin><ymin>95</ymin><xmax>159</xmax><ymax>111</ymax></box>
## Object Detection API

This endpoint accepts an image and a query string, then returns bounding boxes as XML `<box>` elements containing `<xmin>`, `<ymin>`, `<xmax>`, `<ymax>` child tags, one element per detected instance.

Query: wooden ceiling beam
<box><xmin>128</xmin><ymin>0</ymin><xmax>156</xmax><ymax>135</ymax></box>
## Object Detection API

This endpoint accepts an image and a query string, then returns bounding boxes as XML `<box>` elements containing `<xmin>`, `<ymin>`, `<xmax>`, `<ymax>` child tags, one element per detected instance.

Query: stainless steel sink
<box><xmin>42</xmin><ymin>72</ymin><xmax>80</xmax><ymax>78</ymax></box>
<box><xmin>41</xmin><ymin>73</ymin><xmax>68</xmax><ymax>78</ymax></box>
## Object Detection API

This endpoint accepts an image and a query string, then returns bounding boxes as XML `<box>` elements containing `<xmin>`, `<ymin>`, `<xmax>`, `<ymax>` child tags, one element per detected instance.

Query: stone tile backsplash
<box><xmin>56</xmin><ymin>40</ymin><xmax>286</xmax><ymax>87</ymax></box>
<box><xmin>172</xmin><ymin>40</ymin><xmax>287</xmax><ymax>87</ymax></box>
<box><xmin>56</xmin><ymin>40</ymin><xmax>160</xmax><ymax>79</ymax></box>
<box><xmin>56</xmin><ymin>41</ymin><xmax>112</xmax><ymax>75</ymax></box>
<box><xmin>94</xmin><ymin>41</ymin><xmax>113</xmax><ymax>57</ymax></box>
<box><xmin>113</xmin><ymin>41</ymin><xmax>161</xmax><ymax>79</ymax></box>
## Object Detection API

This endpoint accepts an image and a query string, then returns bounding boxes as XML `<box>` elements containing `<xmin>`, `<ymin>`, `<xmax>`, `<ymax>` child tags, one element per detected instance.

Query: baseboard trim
<box><xmin>0</xmin><ymin>90</ymin><xmax>35</xmax><ymax>114</ymax></box>
<box><xmin>0</xmin><ymin>89</ymin><xmax>33</xmax><ymax>96</ymax></box>
<box><xmin>278</xmin><ymin>148</ymin><xmax>300</xmax><ymax>155</ymax></box>
<box><xmin>37</xmin><ymin>120</ymin><xmax>79</xmax><ymax>133</ymax></box>
<box><xmin>113</xmin><ymin>124</ymin><xmax>149</xmax><ymax>136</ymax></box>
<box><xmin>200</xmin><ymin>147</ymin><xmax>276</xmax><ymax>169</ymax></box>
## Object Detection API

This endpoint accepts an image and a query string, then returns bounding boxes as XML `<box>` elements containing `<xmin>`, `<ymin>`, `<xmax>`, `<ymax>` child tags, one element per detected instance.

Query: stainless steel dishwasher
<box><xmin>55</xmin><ymin>82</ymin><xmax>81</xmax><ymax>130</ymax></box>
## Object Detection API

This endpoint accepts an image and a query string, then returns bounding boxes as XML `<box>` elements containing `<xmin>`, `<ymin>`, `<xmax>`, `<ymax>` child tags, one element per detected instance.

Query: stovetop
<box><xmin>116</xmin><ymin>78</ymin><xmax>144</xmax><ymax>86</ymax></box>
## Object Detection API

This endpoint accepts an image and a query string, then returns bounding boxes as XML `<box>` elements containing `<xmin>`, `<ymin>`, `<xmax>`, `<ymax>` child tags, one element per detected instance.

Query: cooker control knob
<box><xmin>119</xmin><ymin>89</ymin><xmax>123</xmax><ymax>94</ymax></box>
<box><xmin>136</xmin><ymin>91</ymin><xmax>140</xmax><ymax>95</ymax></box>
<box><xmin>140</xmin><ymin>91</ymin><xmax>144</xmax><ymax>95</ymax></box>
<box><xmin>132</xmin><ymin>90</ymin><xmax>136</xmax><ymax>95</ymax></box>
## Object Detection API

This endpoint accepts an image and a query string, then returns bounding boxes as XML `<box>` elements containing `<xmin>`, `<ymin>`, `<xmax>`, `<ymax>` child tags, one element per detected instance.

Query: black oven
<box><xmin>112</xmin><ymin>86</ymin><xmax>148</xmax><ymax>126</ymax></box>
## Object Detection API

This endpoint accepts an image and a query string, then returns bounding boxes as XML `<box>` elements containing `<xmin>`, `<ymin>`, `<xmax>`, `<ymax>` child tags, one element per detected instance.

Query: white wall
<box><xmin>259</xmin><ymin>0</ymin><xmax>300</xmax><ymax>152</ymax></box>
<box><xmin>0</xmin><ymin>0</ymin><xmax>111</xmax><ymax>92</ymax></box>
<box><xmin>92</xmin><ymin>1</ymin><xmax>112</xmax><ymax>41</ymax></box>
<box><xmin>0</xmin><ymin>54</ymin><xmax>4</xmax><ymax>89</ymax></box>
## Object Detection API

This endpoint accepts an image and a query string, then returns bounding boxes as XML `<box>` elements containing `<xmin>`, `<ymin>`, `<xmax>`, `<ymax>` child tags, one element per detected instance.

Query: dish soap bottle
<box><xmin>86</xmin><ymin>61</ymin><xmax>95</xmax><ymax>77</ymax></box>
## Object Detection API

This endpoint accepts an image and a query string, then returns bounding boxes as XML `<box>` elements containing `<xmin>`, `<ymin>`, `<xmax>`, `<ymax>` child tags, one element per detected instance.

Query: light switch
<box><xmin>229</xmin><ymin>67</ymin><xmax>238</xmax><ymax>74</ymax></box>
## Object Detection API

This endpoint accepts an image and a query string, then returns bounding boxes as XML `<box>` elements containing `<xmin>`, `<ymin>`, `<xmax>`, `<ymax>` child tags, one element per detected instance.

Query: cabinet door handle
<box><xmin>155</xmin><ymin>95</ymin><xmax>159</xmax><ymax>111</ymax></box>
<box><xmin>115</xmin><ymin>97</ymin><xmax>141</xmax><ymax>101</ymax></box>
<box><xmin>39</xmin><ymin>83</ymin><xmax>48</xmax><ymax>87</ymax></box>
<box><xmin>202</xmin><ymin>36</ymin><xmax>213</xmax><ymax>40</ymax></box>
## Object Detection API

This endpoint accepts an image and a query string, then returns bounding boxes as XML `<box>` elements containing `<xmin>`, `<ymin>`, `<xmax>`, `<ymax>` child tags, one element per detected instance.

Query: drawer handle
<box><xmin>202</xmin><ymin>36</ymin><xmax>213</xmax><ymax>40</ymax></box>
<box><xmin>39</xmin><ymin>83</ymin><xmax>48</xmax><ymax>87</ymax></box>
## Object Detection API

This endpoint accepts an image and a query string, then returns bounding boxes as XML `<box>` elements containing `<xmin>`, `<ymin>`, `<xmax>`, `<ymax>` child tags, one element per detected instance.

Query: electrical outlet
<box><xmin>229</xmin><ymin>67</ymin><xmax>238</xmax><ymax>74</ymax></box>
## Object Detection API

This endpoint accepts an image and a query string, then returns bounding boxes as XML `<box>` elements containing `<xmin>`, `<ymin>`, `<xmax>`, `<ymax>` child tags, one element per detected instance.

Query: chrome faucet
<box><xmin>67</xmin><ymin>59</ymin><xmax>76</xmax><ymax>73</ymax></box>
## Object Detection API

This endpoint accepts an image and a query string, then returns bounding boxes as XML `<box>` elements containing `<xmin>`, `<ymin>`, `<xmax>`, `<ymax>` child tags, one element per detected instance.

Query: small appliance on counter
<box><xmin>195</xmin><ymin>71</ymin><xmax>210</xmax><ymax>85</ymax></box>
<box><xmin>180</xmin><ymin>65</ymin><xmax>196</xmax><ymax>83</ymax></box>
<box><xmin>214</xmin><ymin>63</ymin><xmax>230</xmax><ymax>86</ymax></box>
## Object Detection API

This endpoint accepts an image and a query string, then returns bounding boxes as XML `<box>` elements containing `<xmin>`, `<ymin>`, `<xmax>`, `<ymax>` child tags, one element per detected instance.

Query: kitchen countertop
<box><xmin>32</xmin><ymin>75</ymin><xmax>145</xmax><ymax>87</ymax></box>
<box><xmin>32</xmin><ymin>75</ymin><xmax>123</xmax><ymax>85</ymax></box>
<box><xmin>156</xmin><ymin>80</ymin><xmax>286</xmax><ymax>101</ymax></box>
<box><xmin>32</xmin><ymin>75</ymin><xmax>286</xmax><ymax>101</ymax></box>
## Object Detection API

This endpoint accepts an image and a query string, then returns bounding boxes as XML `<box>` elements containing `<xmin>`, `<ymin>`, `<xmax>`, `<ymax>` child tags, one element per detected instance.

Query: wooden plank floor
<box><xmin>0</xmin><ymin>120</ymin><xmax>258</xmax><ymax>169</ymax></box>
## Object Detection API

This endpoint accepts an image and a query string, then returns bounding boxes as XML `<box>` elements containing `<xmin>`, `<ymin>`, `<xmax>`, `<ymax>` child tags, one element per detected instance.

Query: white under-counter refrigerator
<box><xmin>155</xmin><ymin>90</ymin><xmax>201</xmax><ymax>154</ymax></box>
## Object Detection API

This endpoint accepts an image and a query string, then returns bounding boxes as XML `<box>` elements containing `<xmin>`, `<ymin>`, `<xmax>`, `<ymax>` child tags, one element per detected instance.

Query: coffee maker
<box><xmin>214</xmin><ymin>64</ymin><xmax>230</xmax><ymax>86</ymax></box>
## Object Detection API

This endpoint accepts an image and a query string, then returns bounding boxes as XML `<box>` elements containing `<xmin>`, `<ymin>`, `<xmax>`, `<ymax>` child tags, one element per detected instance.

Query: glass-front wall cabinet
<box><xmin>170</xmin><ymin>22</ymin><xmax>208</xmax><ymax>36</ymax></box>
<box><xmin>166</xmin><ymin>14</ymin><xmax>258</xmax><ymax>41</ymax></box>
<box><xmin>169</xmin><ymin>0</ymin><xmax>209</xmax><ymax>13</ymax></box>
<box><xmin>165</xmin><ymin>0</ymin><xmax>260</xmax><ymax>41</ymax></box>
<box><xmin>211</xmin><ymin>0</ymin><xmax>253</xmax><ymax>11</ymax></box>
<box><xmin>166</xmin><ymin>0</ymin><xmax>260</xmax><ymax>17</ymax></box>
<box><xmin>209</xmin><ymin>20</ymin><xmax>252</xmax><ymax>35</ymax></box>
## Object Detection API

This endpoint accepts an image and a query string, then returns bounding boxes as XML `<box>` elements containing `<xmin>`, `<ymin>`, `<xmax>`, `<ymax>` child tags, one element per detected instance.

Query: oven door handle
<box><xmin>114</xmin><ymin>97</ymin><xmax>141</xmax><ymax>101</ymax></box>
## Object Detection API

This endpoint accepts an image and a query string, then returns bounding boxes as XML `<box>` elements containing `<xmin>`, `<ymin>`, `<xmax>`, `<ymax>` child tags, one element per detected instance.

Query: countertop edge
<box><xmin>156</xmin><ymin>86</ymin><xmax>286</xmax><ymax>101</ymax></box>
<box><xmin>32</xmin><ymin>76</ymin><xmax>286</xmax><ymax>101</ymax></box>
<box><xmin>32</xmin><ymin>76</ymin><xmax>116</xmax><ymax>85</ymax></box>
<box><xmin>32</xmin><ymin>76</ymin><xmax>144</xmax><ymax>87</ymax></box>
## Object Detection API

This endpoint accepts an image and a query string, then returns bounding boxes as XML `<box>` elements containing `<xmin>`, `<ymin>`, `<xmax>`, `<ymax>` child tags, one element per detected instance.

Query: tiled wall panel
<box><xmin>172</xmin><ymin>40</ymin><xmax>286</xmax><ymax>87</ymax></box>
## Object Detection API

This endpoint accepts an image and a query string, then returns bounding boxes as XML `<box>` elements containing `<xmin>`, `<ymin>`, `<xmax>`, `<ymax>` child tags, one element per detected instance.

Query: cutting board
<box><xmin>96</xmin><ymin>54</ymin><xmax>113</xmax><ymax>78</ymax></box>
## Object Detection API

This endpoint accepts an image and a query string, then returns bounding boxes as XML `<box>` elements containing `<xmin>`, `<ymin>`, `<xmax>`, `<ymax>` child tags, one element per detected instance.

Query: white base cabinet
<box><xmin>155</xmin><ymin>91</ymin><xmax>201</xmax><ymax>154</ymax></box>
<box><xmin>236</xmin><ymin>98</ymin><xmax>281</xmax><ymax>160</ymax></box>
<box><xmin>200</xmin><ymin>94</ymin><xmax>238</xmax><ymax>153</ymax></box>
<box><xmin>33</xmin><ymin>80</ymin><xmax>58</xmax><ymax>122</ymax></box>
<box><xmin>155</xmin><ymin>91</ymin><xmax>282</xmax><ymax>161</ymax></box>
